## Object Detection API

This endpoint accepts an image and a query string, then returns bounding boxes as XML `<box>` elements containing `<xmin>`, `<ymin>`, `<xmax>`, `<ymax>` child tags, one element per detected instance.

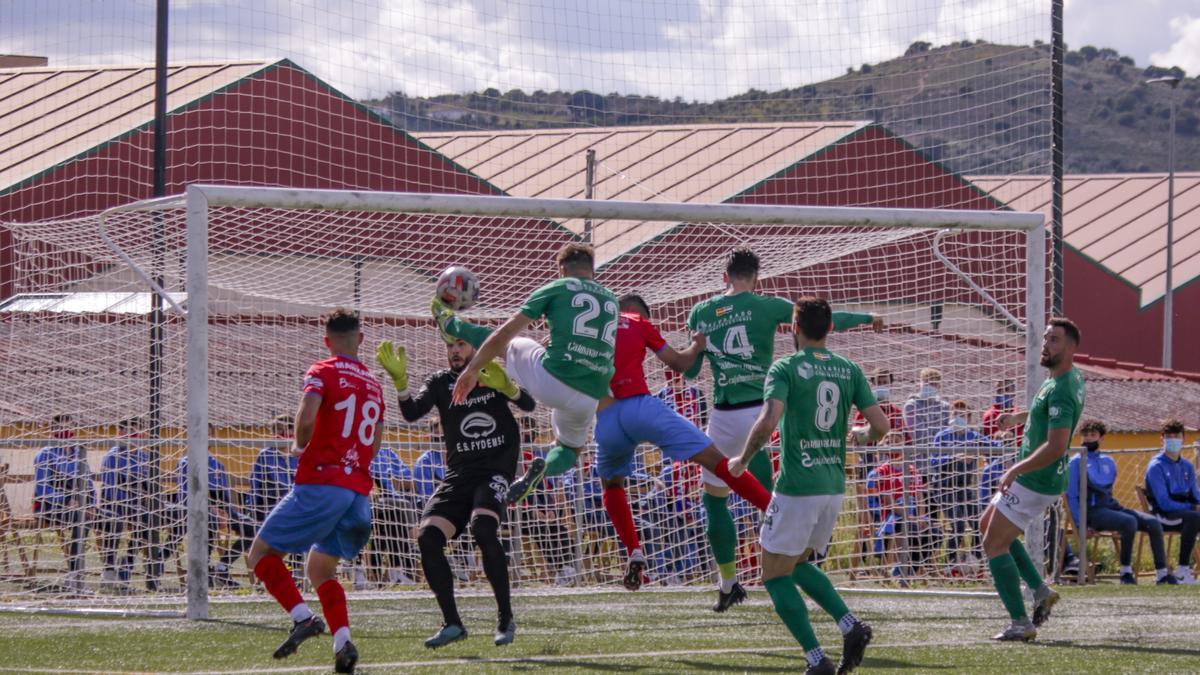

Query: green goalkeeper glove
<box><xmin>375</xmin><ymin>340</ymin><xmax>410</xmax><ymax>397</ymax></box>
<box><xmin>478</xmin><ymin>360</ymin><xmax>520</xmax><ymax>399</ymax></box>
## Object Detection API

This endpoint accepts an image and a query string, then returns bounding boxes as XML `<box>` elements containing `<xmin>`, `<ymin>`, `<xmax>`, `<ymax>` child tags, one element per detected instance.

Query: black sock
<box><xmin>418</xmin><ymin>526</ymin><xmax>461</xmax><ymax>627</ymax></box>
<box><xmin>470</xmin><ymin>516</ymin><xmax>513</xmax><ymax>625</ymax></box>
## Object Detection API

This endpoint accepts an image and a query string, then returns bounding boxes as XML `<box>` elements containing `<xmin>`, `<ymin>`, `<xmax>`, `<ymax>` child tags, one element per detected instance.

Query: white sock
<box><xmin>1157</xmin><ymin>568</ymin><xmax>1170</xmax><ymax>580</ymax></box>
<box><xmin>719</xmin><ymin>576</ymin><xmax>737</xmax><ymax>593</ymax></box>
<box><xmin>333</xmin><ymin>626</ymin><xmax>351</xmax><ymax>653</ymax></box>
<box><xmin>1120</xmin><ymin>565</ymin><xmax>1132</xmax><ymax>575</ymax></box>
<box><xmin>289</xmin><ymin>603</ymin><xmax>313</xmax><ymax>623</ymax></box>
<box><xmin>805</xmin><ymin>647</ymin><xmax>826</xmax><ymax>667</ymax></box>
<box><xmin>837</xmin><ymin>612</ymin><xmax>859</xmax><ymax>636</ymax></box>
<box><xmin>1176</xmin><ymin>565</ymin><xmax>1191</xmax><ymax>578</ymax></box>
<box><xmin>630</xmin><ymin>548</ymin><xmax>645</xmax><ymax>562</ymax></box>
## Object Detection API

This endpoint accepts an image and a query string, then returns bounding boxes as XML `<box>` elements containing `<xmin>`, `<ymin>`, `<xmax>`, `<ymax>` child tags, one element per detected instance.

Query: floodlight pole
<box><xmin>1146</xmin><ymin>75</ymin><xmax>1180</xmax><ymax>369</ymax></box>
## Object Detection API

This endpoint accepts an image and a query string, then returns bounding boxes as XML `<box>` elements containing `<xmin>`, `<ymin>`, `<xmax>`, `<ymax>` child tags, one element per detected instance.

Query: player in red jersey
<box><xmin>246</xmin><ymin>309</ymin><xmax>384</xmax><ymax>674</ymax></box>
<box><xmin>595</xmin><ymin>294</ymin><xmax>772</xmax><ymax>592</ymax></box>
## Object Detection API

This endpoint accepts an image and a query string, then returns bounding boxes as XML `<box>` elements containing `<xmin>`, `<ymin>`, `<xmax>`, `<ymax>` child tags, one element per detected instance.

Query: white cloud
<box><xmin>1151</xmin><ymin>15</ymin><xmax>1200</xmax><ymax>76</ymax></box>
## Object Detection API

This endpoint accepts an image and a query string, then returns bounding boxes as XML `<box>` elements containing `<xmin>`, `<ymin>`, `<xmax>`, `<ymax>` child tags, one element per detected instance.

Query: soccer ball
<box><xmin>435</xmin><ymin>265</ymin><xmax>480</xmax><ymax>310</ymax></box>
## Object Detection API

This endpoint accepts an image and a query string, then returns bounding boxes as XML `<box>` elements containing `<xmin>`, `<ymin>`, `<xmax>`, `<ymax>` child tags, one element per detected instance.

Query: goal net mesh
<box><xmin>0</xmin><ymin>195</ymin><xmax>1035</xmax><ymax>607</ymax></box>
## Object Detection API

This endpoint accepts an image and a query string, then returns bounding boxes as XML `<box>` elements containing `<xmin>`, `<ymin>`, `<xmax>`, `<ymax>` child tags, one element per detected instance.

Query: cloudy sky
<box><xmin>1</xmin><ymin>0</ymin><xmax>1197</xmax><ymax>100</ymax></box>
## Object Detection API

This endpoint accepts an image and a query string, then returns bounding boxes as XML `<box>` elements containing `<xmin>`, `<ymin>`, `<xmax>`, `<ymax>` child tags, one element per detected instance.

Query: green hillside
<box><xmin>371</xmin><ymin>41</ymin><xmax>1199</xmax><ymax>175</ymax></box>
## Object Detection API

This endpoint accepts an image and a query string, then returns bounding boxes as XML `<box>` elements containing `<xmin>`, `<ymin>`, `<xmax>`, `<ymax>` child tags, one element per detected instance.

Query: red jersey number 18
<box><xmin>332</xmin><ymin>393</ymin><xmax>381</xmax><ymax>447</ymax></box>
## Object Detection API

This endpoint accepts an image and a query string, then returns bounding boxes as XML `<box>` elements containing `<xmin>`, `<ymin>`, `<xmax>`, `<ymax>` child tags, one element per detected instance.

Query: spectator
<box><xmin>902</xmin><ymin>367</ymin><xmax>951</xmax><ymax>450</ymax></box>
<box><xmin>1067</xmin><ymin>420</ymin><xmax>1176</xmax><ymax>585</ymax></box>
<box><xmin>930</xmin><ymin>401</ymin><xmax>999</xmax><ymax>566</ymax></box>
<box><xmin>248</xmin><ymin>414</ymin><xmax>298</xmax><ymax>524</ymax></box>
<box><xmin>368</xmin><ymin>446</ymin><xmax>419</xmax><ymax>585</ymax></box>
<box><xmin>33</xmin><ymin>414</ymin><xmax>93</xmax><ymax>593</ymax></box>
<box><xmin>517</xmin><ymin>449</ymin><xmax>575</xmax><ymax>586</ymax></box>
<box><xmin>97</xmin><ymin>417</ymin><xmax>164</xmax><ymax>592</ymax></box>
<box><xmin>413</xmin><ymin>421</ymin><xmax>446</xmax><ymax>502</ymax></box>
<box><xmin>170</xmin><ymin>453</ymin><xmax>256</xmax><ymax>588</ymax></box>
<box><xmin>982</xmin><ymin>379</ymin><xmax>1022</xmax><ymax>442</ymax></box>
<box><xmin>854</xmin><ymin>368</ymin><xmax>910</xmax><ymax>446</ymax></box>
<box><xmin>656</xmin><ymin>368</ymin><xmax>709</xmax><ymax>429</ymax></box>
<box><xmin>866</xmin><ymin>446</ymin><xmax>933</xmax><ymax>580</ymax></box>
<box><xmin>652</xmin><ymin>459</ymin><xmax>704</xmax><ymax>585</ymax></box>
<box><xmin>1144</xmin><ymin>419</ymin><xmax>1200</xmax><ymax>585</ymax></box>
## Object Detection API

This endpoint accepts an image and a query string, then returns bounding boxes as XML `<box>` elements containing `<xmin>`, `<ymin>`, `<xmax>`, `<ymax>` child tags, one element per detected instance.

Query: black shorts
<box><xmin>421</xmin><ymin>472</ymin><xmax>511</xmax><ymax>535</ymax></box>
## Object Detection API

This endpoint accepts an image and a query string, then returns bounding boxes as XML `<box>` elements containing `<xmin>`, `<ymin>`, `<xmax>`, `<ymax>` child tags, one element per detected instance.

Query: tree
<box><xmin>1079</xmin><ymin>45</ymin><xmax>1099</xmax><ymax>62</ymax></box>
<box><xmin>568</xmin><ymin>90</ymin><xmax>606</xmax><ymax>122</ymax></box>
<box><xmin>905</xmin><ymin>41</ymin><xmax>931</xmax><ymax>56</ymax></box>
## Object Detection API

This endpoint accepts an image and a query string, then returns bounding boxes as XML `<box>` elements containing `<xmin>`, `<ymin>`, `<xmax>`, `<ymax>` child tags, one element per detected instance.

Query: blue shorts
<box><xmin>258</xmin><ymin>484</ymin><xmax>372</xmax><ymax>560</ymax></box>
<box><xmin>594</xmin><ymin>394</ymin><xmax>712</xmax><ymax>481</ymax></box>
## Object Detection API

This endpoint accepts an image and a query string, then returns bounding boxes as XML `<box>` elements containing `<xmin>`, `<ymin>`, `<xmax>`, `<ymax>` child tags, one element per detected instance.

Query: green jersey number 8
<box><xmin>815</xmin><ymin>380</ymin><xmax>839</xmax><ymax>431</ymax></box>
<box><xmin>571</xmin><ymin>293</ymin><xmax>618</xmax><ymax>347</ymax></box>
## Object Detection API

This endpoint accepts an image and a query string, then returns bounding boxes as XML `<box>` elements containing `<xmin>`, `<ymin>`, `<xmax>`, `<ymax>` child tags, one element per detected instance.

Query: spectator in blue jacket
<box><xmin>248</xmin><ymin>414</ymin><xmax>298</xmax><ymax>523</ymax></box>
<box><xmin>97</xmin><ymin>417</ymin><xmax>164</xmax><ymax>591</ymax></box>
<box><xmin>1144</xmin><ymin>419</ymin><xmax>1200</xmax><ymax>585</ymax></box>
<box><xmin>170</xmin><ymin>454</ymin><xmax>256</xmax><ymax>587</ymax></box>
<box><xmin>1068</xmin><ymin>420</ymin><xmax>1174</xmax><ymax>584</ymax></box>
<box><xmin>33</xmin><ymin>414</ymin><xmax>93</xmax><ymax>593</ymax></box>
<box><xmin>367</xmin><ymin>446</ymin><xmax>419</xmax><ymax>585</ymax></box>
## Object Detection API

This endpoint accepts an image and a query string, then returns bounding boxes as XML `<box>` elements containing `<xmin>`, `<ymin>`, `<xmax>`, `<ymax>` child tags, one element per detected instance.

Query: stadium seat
<box><xmin>1135</xmin><ymin>485</ymin><xmax>1200</xmax><ymax>575</ymax></box>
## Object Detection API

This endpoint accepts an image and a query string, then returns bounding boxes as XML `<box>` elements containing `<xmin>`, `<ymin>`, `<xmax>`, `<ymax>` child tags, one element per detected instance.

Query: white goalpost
<box><xmin>0</xmin><ymin>185</ymin><xmax>1044</xmax><ymax>619</ymax></box>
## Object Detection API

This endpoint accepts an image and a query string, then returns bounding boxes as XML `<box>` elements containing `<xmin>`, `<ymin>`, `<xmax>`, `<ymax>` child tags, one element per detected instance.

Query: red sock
<box><xmin>254</xmin><ymin>554</ymin><xmax>304</xmax><ymax>614</ymax></box>
<box><xmin>317</xmin><ymin>579</ymin><xmax>349</xmax><ymax>635</ymax></box>
<box><xmin>712</xmin><ymin>458</ymin><xmax>771</xmax><ymax>511</ymax></box>
<box><xmin>603</xmin><ymin>486</ymin><xmax>641</xmax><ymax>554</ymax></box>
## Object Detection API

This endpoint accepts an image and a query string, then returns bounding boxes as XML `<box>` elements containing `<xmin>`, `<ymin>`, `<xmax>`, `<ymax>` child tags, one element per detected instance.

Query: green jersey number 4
<box><xmin>571</xmin><ymin>292</ymin><xmax>618</xmax><ymax>346</ymax></box>
<box><xmin>721</xmin><ymin>325</ymin><xmax>754</xmax><ymax>358</ymax></box>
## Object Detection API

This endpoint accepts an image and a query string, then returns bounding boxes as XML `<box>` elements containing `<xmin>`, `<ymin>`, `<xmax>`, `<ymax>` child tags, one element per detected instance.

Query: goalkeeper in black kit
<box><xmin>376</xmin><ymin>336</ymin><xmax>535</xmax><ymax>649</ymax></box>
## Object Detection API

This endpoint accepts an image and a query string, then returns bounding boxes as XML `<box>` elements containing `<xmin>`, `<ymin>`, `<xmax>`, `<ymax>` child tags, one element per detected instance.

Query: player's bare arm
<box><xmin>452</xmin><ymin>313</ymin><xmax>532</xmax><ymax>404</ymax></box>
<box><xmin>292</xmin><ymin>393</ymin><xmax>321</xmax><ymax>456</ymax></box>
<box><xmin>728</xmin><ymin>398</ymin><xmax>784</xmax><ymax>478</ymax></box>
<box><xmin>853</xmin><ymin>404</ymin><xmax>890</xmax><ymax>445</ymax></box>
<box><xmin>996</xmin><ymin>410</ymin><xmax>1029</xmax><ymax>430</ymax></box>
<box><xmin>655</xmin><ymin>331</ymin><xmax>706</xmax><ymax>373</ymax></box>
<box><xmin>998</xmin><ymin>426</ymin><xmax>1072</xmax><ymax>493</ymax></box>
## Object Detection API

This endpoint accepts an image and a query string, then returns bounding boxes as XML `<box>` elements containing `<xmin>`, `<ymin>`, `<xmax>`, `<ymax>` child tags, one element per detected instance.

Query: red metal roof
<box><xmin>969</xmin><ymin>174</ymin><xmax>1200</xmax><ymax>307</ymax></box>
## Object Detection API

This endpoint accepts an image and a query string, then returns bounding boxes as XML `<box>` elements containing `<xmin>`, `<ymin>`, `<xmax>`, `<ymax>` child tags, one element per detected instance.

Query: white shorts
<box><xmin>505</xmin><ymin>337</ymin><xmax>598</xmax><ymax>448</ymax></box>
<box><xmin>702</xmin><ymin>405</ymin><xmax>761</xmax><ymax>488</ymax></box>
<box><xmin>760</xmin><ymin>493</ymin><xmax>843</xmax><ymax>557</ymax></box>
<box><xmin>990</xmin><ymin>481</ymin><xmax>1060</xmax><ymax>531</ymax></box>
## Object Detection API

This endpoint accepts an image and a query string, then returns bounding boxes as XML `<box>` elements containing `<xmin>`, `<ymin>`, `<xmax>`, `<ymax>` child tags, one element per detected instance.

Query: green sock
<box><xmin>542</xmin><ymin>445</ymin><xmax>578</xmax><ymax>477</ymax></box>
<box><xmin>1008</xmin><ymin>539</ymin><xmax>1044</xmax><ymax>590</ymax></box>
<box><xmin>764</xmin><ymin>576</ymin><xmax>821</xmax><ymax>651</ymax></box>
<box><xmin>702</xmin><ymin>493</ymin><xmax>737</xmax><ymax>577</ymax></box>
<box><xmin>791</xmin><ymin>562</ymin><xmax>850</xmax><ymax>622</ymax></box>
<box><xmin>443</xmin><ymin>316</ymin><xmax>492</xmax><ymax>349</ymax></box>
<box><xmin>988</xmin><ymin>553</ymin><xmax>1028</xmax><ymax>621</ymax></box>
<box><xmin>748</xmin><ymin>451</ymin><xmax>774</xmax><ymax>494</ymax></box>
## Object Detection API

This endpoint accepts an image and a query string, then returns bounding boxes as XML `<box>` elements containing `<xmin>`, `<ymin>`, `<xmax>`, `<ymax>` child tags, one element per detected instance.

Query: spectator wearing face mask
<box><xmin>903</xmin><ymin>368</ymin><xmax>950</xmax><ymax>450</ymax></box>
<box><xmin>982</xmin><ymin>379</ymin><xmax>1022</xmax><ymax>442</ymax></box>
<box><xmin>1068</xmin><ymin>419</ymin><xmax>1176</xmax><ymax>584</ymax></box>
<box><xmin>1144</xmin><ymin>419</ymin><xmax>1200</xmax><ymax>585</ymax></box>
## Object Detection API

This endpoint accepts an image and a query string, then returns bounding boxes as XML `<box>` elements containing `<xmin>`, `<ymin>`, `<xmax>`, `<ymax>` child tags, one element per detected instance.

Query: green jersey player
<box><xmin>981</xmin><ymin>317</ymin><xmax>1085</xmax><ymax>642</ymax></box>
<box><xmin>728</xmin><ymin>296</ymin><xmax>888</xmax><ymax>675</ymax></box>
<box><xmin>444</xmin><ymin>244</ymin><xmax>618</xmax><ymax>502</ymax></box>
<box><xmin>684</xmin><ymin>247</ymin><xmax>881</xmax><ymax>611</ymax></box>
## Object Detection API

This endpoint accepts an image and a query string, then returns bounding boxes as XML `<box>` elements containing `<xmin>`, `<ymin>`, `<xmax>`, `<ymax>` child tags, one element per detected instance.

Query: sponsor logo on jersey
<box><xmin>813</xmin><ymin>352</ymin><xmax>831</xmax><ymax>361</ymax></box>
<box><xmin>715</xmin><ymin>305</ymin><xmax>733</xmax><ymax>317</ymax></box>
<box><xmin>339</xmin><ymin>377</ymin><xmax>351</xmax><ymax>389</ymax></box>
<box><xmin>796</xmin><ymin>363</ymin><xmax>814</xmax><ymax>380</ymax></box>
<box><xmin>1049</xmin><ymin>406</ymin><xmax>1060</xmax><ymax>418</ymax></box>
<box><xmin>461</xmin><ymin>412</ymin><xmax>497</xmax><ymax>439</ymax></box>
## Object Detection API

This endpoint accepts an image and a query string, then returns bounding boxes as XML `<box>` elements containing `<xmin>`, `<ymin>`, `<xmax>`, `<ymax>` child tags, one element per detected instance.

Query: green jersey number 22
<box><xmin>572</xmin><ymin>293</ymin><xmax>618</xmax><ymax>346</ymax></box>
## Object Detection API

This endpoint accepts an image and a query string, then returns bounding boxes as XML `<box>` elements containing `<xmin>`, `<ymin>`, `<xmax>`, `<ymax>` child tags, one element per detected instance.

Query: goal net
<box><xmin>0</xmin><ymin>185</ymin><xmax>1043</xmax><ymax>616</ymax></box>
